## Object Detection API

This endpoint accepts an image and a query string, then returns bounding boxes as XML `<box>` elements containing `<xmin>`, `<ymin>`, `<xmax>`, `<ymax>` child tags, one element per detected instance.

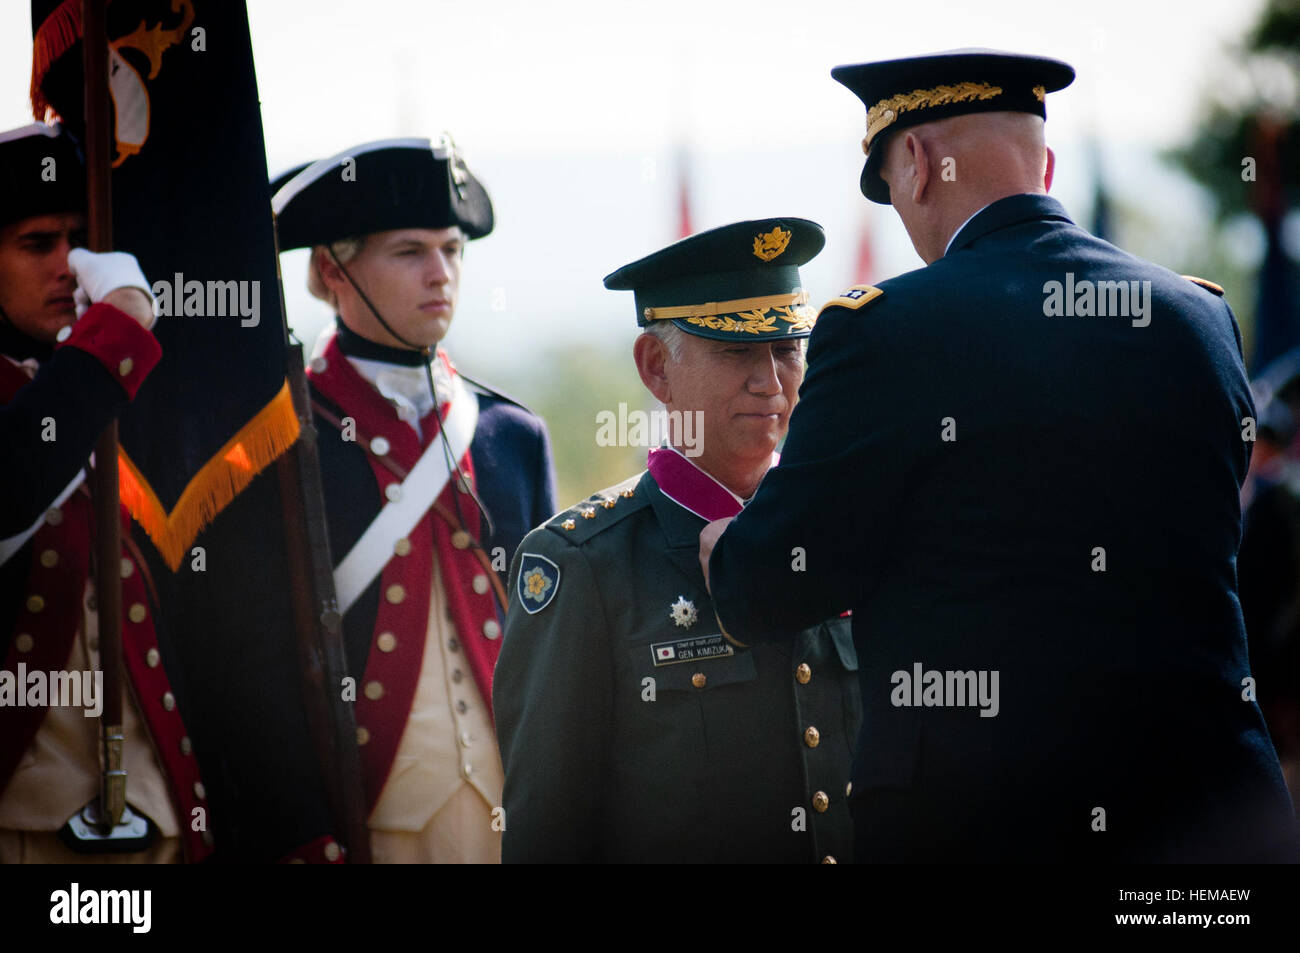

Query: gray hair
<box><xmin>306</xmin><ymin>235</ymin><xmax>366</xmax><ymax>305</ymax></box>
<box><xmin>641</xmin><ymin>320</ymin><xmax>688</xmax><ymax>361</ymax></box>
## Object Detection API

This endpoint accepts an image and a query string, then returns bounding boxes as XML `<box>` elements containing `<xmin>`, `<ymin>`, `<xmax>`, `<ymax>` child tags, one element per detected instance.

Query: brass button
<box><xmin>796</xmin><ymin>663</ymin><xmax>811</xmax><ymax>684</ymax></box>
<box><xmin>369</xmin><ymin>436</ymin><xmax>391</xmax><ymax>457</ymax></box>
<box><xmin>393</xmin><ymin>538</ymin><xmax>411</xmax><ymax>557</ymax></box>
<box><xmin>364</xmin><ymin>680</ymin><xmax>384</xmax><ymax>701</ymax></box>
<box><xmin>128</xmin><ymin>602</ymin><xmax>147</xmax><ymax>623</ymax></box>
<box><xmin>193</xmin><ymin>781</ymin><xmax>206</xmax><ymax>800</ymax></box>
<box><xmin>561</xmin><ymin>519</ymin><xmax>576</xmax><ymax>530</ymax></box>
<box><xmin>14</xmin><ymin>633</ymin><xmax>34</xmax><ymax>653</ymax></box>
<box><xmin>483</xmin><ymin>619</ymin><xmax>501</xmax><ymax>640</ymax></box>
<box><xmin>356</xmin><ymin>725</ymin><xmax>370</xmax><ymax>746</ymax></box>
<box><xmin>385</xmin><ymin>584</ymin><xmax>406</xmax><ymax>604</ymax></box>
<box><xmin>459</xmin><ymin>729</ymin><xmax>473</xmax><ymax>747</ymax></box>
<box><xmin>377</xmin><ymin>632</ymin><xmax>397</xmax><ymax>653</ymax></box>
<box><xmin>180</xmin><ymin>736</ymin><xmax>193</xmax><ymax>756</ymax></box>
<box><xmin>39</xmin><ymin>549</ymin><xmax>58</xmax><ymax>568</ymax></box>
<box><xmin>601</xmin><ymin>498</ymin><xmax>616</xmax><ymax>509</ymax></box>
<box><xmin>118</xmin><ymin>357</ymin><xmax>134</xmax><ymax>377</ymax></box>
<box><xmin>451</xmin><ymin>668</ymin><xmax>463</xmax><ymax>683</ymax></box>
<box><xmin>45</xmin><ymin>507</ymin><xmax>63</xmax><ymax>526</ymax></box>
<box><xmin>845</xmin><ymin>781</ymin><xmax>853</xmax><ymax>797</ymax></box>
<box><xmin>145</xmin><ymin>647</ymin><xmax>161</xmax><ymax>668</ymax></box>
<box><xmin>162</xmin><ymin>691</ymin><xmax>176</xmax><ymax>711</ymax></box>
<box><xmin>691</xmin><ymin>672</ymin><xmax>707</xmax><ymax>689</ymax></box>
<box><xmin>581</xmin><ymin>508</ymin><xmax>596</xmax><ymax>520</ymax></box>
<box><xmin>812</xmin><ymin>791</ymin><xmax>830</xmax><ymax>813</ymax></box>
<box><xmin>451</xmin><ymin>530</ymin><xmax>471</xmax><ymax>550</ymax></box>
<box><xmin>804</xmin><ymin>726</ymin><xmax>821</xmax><ymax>748</ymax></box>
<box><xmin>472</xmin><ymin>573</ymin><xmax>490</xmax><ymax>595</ymax></box>
<box><xmin>323</xmin><ymin>841</ymin><xmax>342</xmax><ymax>862</ymax></box>
<box><xmin>25</xmin><ymin>595</ymin><xmax>45</xmax><ymax>613</ymax></box>
<box><xmin>120</xmin><ymin>557</ymin><xmax>134</xmax><ymax>579</ymax></box>
<box><xmin>620</xmin><ymin>488</ymin><xmax>634</xmax><ymax>498</ymax></box>
<box><xmin>385</xmin><ymin>483</ymin><xmax>402</xmax><ymax>503</ymax></box>
<box><xmin>821</xmin><ymin>855</ymin><xmax>837</xmax><ymax>864</ymax></box>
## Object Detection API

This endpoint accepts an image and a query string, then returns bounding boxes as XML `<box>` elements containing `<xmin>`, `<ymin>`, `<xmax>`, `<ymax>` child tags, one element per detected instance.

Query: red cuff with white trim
<box><xmin>279</xmin><ymin>835</ymin><xmax>346</xmax><ymax>864</ymax></box>
<box><xmin>57</xmin><ymin>302</ymin><xmax>160</xmax><ymax>399</ymax></box>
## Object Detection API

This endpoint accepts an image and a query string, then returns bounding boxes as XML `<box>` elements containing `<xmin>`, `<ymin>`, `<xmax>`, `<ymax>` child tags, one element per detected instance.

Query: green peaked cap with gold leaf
<box><xmin>603</xmin><ymin>217</ymin><xmax>825</xmax><ymax>341</ymax></box>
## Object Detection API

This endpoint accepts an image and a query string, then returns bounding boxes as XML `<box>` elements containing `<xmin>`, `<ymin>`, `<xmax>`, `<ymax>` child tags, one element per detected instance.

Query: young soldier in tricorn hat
<box><xmin>0</xmin><ymin>122</ymin><xmax>213</xmax><ymax>862</ymax></box>
<box><xmin>495</xmin><ymin>218</ymin><xmax>860</xmax><ymax>863</ymax></box>
<box><xmin>273</xmin><ymin>136</ymin><xmax>557</xmax><ymax>863</ymax></box>
<box><xmin>701</xmin><ymin>49</ymin><xmax>1298</xmax><ymax>862</ymax></box>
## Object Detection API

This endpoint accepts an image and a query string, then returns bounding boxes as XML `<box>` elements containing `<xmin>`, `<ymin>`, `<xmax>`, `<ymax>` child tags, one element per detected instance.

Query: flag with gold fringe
<box><xmin>31</xmin><ymin>0</ymin><xmax>298</xmax><ymax>570</ymax></box>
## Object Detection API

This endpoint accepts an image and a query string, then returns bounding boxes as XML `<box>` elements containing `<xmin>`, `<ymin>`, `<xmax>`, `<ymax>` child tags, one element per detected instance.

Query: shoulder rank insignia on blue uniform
<box><xmin>818</xmin><ymin>284</ymin><xmax>883</xmax><ymax>316</ymax></box>
<box><xmin>518</xmin><ymin>553</ymin><xmax>560</xmax><ymax>614</ymax></box>
<box><xmin>1182</xmin><ymin>275</ymin><xmax>1225</xmax><ymax>297</ymax></box>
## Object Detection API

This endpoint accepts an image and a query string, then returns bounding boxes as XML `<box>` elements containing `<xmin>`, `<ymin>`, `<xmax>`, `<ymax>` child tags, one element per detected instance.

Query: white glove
<box><xmin>67</xmin><ymin>248</ymin><xmax>155</xmax><ymax>325</ymax></box>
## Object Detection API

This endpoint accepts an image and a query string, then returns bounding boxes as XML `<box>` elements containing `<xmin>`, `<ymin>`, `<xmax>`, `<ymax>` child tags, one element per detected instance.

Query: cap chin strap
<box><xmin>327</xmin><ymin>244</ymin><xmax>429</xmax><ymax>356</ymax></box>
<box><xmin>325</xmin><ymin>243</ymin><xmax>496</xmax><ymax>543</ymax></box>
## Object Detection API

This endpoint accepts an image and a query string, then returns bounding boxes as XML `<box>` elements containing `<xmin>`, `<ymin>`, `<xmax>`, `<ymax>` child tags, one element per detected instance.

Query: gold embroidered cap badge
<box><xmin>752</xmin><ymin>226</ymin><xmax>792</xmax><ymax>262</ymax></box>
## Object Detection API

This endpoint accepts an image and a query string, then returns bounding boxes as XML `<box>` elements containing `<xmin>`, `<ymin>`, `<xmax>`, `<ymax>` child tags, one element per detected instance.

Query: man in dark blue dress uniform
<box><xmin>701</xmin><ymin>50</ymin><xmax>1297</xmax><ymax>862</ymax></box>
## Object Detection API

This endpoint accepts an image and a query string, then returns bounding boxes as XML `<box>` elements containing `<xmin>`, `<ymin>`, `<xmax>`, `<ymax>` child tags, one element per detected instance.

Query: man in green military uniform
<box><xmin>494</xmin><ymin>218</ymin><xmax>861</xmax><ymax>863</ymax></box>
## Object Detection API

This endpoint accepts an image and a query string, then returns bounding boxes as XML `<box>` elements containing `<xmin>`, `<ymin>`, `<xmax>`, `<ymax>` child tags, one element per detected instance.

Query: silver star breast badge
<box><xmin>669</xmin><ymin>595</ymin><xmax>698</xmax><ymax>629</ymax></box>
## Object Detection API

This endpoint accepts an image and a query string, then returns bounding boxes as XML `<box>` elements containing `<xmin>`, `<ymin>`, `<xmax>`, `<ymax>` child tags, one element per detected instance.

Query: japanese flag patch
<box><xmin>517</xmin><ymin>553</ymin><xmax>560</xmax><ymax>614</ymax></box>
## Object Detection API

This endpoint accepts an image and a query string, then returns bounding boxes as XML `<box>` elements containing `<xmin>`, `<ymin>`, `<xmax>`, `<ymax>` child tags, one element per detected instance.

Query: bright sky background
<box><xmin>0</xmin><ymin>0</ymin><xmax>1266</xmax><ymax>377</ymax></box>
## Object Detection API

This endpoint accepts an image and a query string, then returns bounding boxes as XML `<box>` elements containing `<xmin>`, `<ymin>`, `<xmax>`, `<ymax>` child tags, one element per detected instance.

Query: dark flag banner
<box><xmin>31</xmin><ymin>0</ymin><xmax>299</xmax><ymax>570</ymax></box>
<box><xmin>28</xmin><ymin>0</ymin><xmax>365</xmax><ymax>861</ymax></box>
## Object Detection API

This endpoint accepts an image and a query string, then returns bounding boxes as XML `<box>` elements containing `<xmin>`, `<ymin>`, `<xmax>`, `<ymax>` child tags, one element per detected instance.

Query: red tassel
<box><xmin>30</xmin><ymin>0</ymin><xmax>84</xmax><ymax>120</ymax></box>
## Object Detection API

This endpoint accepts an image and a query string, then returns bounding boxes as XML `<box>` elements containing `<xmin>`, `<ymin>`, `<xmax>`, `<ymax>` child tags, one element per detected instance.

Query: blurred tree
<box><xmin>511</xmin><ymin>342</ymin><xmax>648</xmax><ymax>512</ymax></box>
<box><xmin>1168</xmin><ymin>0</ymin><xmax>1300</xmax><ymax>370</ymax></box>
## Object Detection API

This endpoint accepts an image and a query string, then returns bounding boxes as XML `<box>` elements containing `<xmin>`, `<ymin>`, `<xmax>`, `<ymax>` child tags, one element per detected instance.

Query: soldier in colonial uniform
<box><xmin>495</xmin><ymin>218</ymin><xmax>860</xmax><ymax>863</ymax></box>
<box><xmin>0</xmin><ymin>123</ymin><xmax>211</xmax><ymax>862</ymax></box>
<box><xmin>272</xmin><ymin>136</ymin><xmax>557</xmax><ymax>863</ymax></box>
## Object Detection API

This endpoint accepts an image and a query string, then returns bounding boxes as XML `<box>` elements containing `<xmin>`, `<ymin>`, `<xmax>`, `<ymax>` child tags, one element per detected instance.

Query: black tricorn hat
<box><xmin>831</xmin><ymin>49</ymin><xmax>1075</xmax><ymax>204</ymax></box>
<box><xmin>0</xmin><ymin>122</ymin><xmax>85</xmax><ymax>228</ymax></box>
<box><xmin>604</xmin><ymin>218</ymin><xmax>825</xmax><ymax>342</ymax></box>
<box><xmin>271</xmin><ymin>136</ymin><xmax>494</xmax><ymax>250</ymax></box>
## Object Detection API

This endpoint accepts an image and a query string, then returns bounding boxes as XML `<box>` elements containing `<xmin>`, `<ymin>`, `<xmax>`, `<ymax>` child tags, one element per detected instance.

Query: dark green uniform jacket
<box><xmin>495</xmin><ymin>468</ymin><xmax>861</xmax><ymax>863</ymax></box>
